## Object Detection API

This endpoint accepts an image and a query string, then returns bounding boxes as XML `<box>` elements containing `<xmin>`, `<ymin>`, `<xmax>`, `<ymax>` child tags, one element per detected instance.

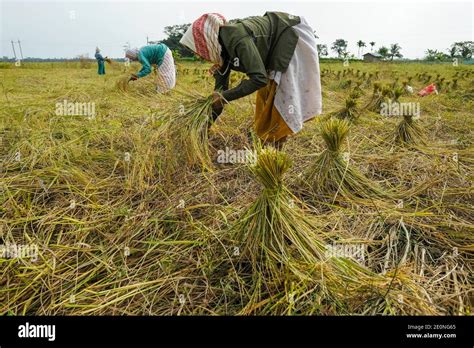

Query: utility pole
<box><xmin>11</xmin><ymin>40</ymin><xmax>17</xmax><ymax>59</ymax></box>
<box><xmin>17</xmin><ymin>39</ymin><xmax>24</xmax><ymax>59</ymax></box>
<box><xmin>146</xmin><ymin>36</ymin><xmax>149</xmax><ymax>45</ymax></box>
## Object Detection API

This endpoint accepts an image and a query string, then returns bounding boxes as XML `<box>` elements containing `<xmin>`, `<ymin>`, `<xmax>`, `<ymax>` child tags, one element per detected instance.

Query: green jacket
<box><xmin>215</xmin><ymin>12</ymin><xmax>301</xmax><ymax>102</ymax></box>
<box><xmin>137</xmin><ymin>44</ymin><xmax>168</xmax><ymax>78</ymax></box>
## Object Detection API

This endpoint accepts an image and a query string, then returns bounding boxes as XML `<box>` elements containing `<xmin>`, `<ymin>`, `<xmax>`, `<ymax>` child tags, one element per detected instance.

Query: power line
<box><xmin>18</xmin><ymin>39</ymin><xmax>24</xmax><ymax>59</ymax></box>
<box><xmin>11</xmin><ymin>40</ymin><xmax>17</xmax><ymax>59</ymax></box>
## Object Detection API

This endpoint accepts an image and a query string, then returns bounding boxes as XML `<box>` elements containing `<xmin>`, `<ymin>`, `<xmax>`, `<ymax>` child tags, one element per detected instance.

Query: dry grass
<box><xmin>0</xmin><ymin>60</ymin><xmax>472</xmax><ymax>315</ymax></box>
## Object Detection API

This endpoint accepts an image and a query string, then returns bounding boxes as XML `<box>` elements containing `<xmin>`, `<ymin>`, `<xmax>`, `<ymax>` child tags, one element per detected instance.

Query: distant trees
<box><xmin>449</xmin><ymin>41</ymin><xmax>473</xmax><ymax>59</ymax></box>
<box><xmin>317</xmin><ymin>44</ymin><xmax>328</xmax><ymax>57</ymax></box>
<box><xmin>356</xmin><ymin>40</ymin><xmax>366</xmax><ymax>57</ymax></box>
<box><xmin>423</xmin><ymin>41</ymin><xmax>473</xmax><ymax>62</ymax></box>
<box><xmin>377</xmin><ymin>46</ymin><xmax>389</xmax><ymax>59</ymax></box>
<box><xmin>424</xmin><ymin>42</ymin><xmax>473</xmax><ymax>62</ymax></box>
<box><xmin>375</xmin><ymin>44</ymin><xmax>402</xmax><ymax>60</ymax></box>
<box><xmin>388</xmin><ymin>43</ymin><xmax>403</xmax><ymax>60</ymax></box>
<box><xmin>425</xmin><ymin>49</ymin><xmax>449</xmax><ymax>61</ymax></box>
<box><xmin>331</xmin><ymin>39</ymin><xmax>348</xmax><ymax>58</ymax></box>
<box><xmin>160</xmin><ymin>24</ymin><xmax>194</xmax><ymax>57</ymax></box>
<box><xmin>156</xmin><ymin>22</ymin><xmax>474</xmax><ymax>63</ymax></box>
<box><xmin>448</xmin><ymin>45</ymin><xmax>458</xmax><ymax>58</ymax></box>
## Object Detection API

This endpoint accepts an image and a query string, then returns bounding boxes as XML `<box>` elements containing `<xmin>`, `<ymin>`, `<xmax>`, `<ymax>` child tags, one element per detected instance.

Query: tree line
<box><xmin>160</xmin><ymin>23</ymin><xmax>473</xmax><ymax>62</ymax></box>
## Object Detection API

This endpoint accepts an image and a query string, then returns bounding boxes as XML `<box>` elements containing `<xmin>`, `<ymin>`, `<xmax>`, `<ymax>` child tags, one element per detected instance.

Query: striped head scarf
<box><xmin>125</xmin><ymin>48</ymin><xmax>140</xmax><ymax>61</ymax></box>
<box><xmin>180</xmin><ymin>13</ymin><xmax>226</xmax><ymax>72</ymax></box>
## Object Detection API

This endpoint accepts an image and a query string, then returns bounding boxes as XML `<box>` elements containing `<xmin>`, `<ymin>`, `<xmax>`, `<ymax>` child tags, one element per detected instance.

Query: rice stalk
<box><xmin>231</xmin><ymin>146</ymin><xmax>327</xmax><ymax>279</ymax></box>
<box><xmin>366</xmin><ymin>84</ymin><xmax>391</xmax><ymax>112</ymax></box>
<box><xmin>116</xmin><ymin>75</ymin><xmax>130</xmax><ymax>92</ymax></box>
<box><xmin>229</xmin><ymin>145</ymin><xmax>433</xmax><ymax>315</ymax></box>
<box><xmin>304</xmin><ymin>118</ymin><xmax>390</xmax><ymax>200</ymax></box>
<box><xmin>332</xmin><ymin>96</ymin><xmax>359</xmax><ymax>120</ymax></box>
<box><xmin>394</xmin><ymin>115</ymin><xmax>426</xmax><ymax>146</ymax></box>
<box><xmin>159</xmin><ymin>91</ymin><xmax>214</xmax><ymax>171</ymax></box>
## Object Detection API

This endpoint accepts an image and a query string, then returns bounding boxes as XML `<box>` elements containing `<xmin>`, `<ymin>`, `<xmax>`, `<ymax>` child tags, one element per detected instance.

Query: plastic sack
<box><xmin>418</xmin><ymin>83</ymin><xmax>438</xmax><ymax>97</ymax></box>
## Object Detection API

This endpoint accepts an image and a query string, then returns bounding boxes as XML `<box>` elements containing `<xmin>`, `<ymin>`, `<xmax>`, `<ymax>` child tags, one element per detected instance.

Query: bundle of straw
<box><xmin>394</xmin><ymin>115</ymin><xmax>425</xmax><ymax>146</ymax></box>
<box><xmin>366</xmin><ymin>84</ymin><xmax>391</xmax><ymax>112</ymax></box>
<box><xmin>232</xmin><ymin>147</ymin><xmax>434</xmax><ymax>315</ymax></box>
<box><xmin>332</xmin><ymin>95</ymin><xmax>359</xmax><ymax>120</ymax></box>
<box><xmin>231</xmin><ymin>146</ymin><xmax>327</xmax><ymax>278</ymax></box>
<box><xmin>304</xmin><ymin>118</ymin><xmax>389</xmax><ymax>200</ymax></box>
<box><xmin>160</xmin><ymin>92</ymin><xmax>214</xmax><ymax>170</ymax></box>
<box><xmin>116</xmin><ymin>75</ymin><xmax>130</xmax><ymax>92</ymax></box>
<box><xmin>392</xmin><ymin>86</ymin><xmax>404</xmax><ymax>101</ymax></box>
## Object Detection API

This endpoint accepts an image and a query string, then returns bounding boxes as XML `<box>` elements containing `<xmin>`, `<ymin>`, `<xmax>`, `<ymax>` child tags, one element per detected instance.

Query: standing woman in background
<box><xmin>180</xmin><ymin>12</ymin><xmax>322</xmax><ymax>148</ymax></box>
<box><xmin>95</xmin><ymin>47</ymin><xmax>107</xmax><ymax>75</ymax></box>
<box><xmin>125</xmin><ymin>43</ymin><xmax>176</xmax><ymax>93</ymax></box>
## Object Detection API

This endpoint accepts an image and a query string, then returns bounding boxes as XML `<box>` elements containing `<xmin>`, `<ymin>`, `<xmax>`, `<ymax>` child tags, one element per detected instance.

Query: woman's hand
<box><xmin>211</xmin><ymin>91</ymin><xmax>225</xmax><ymax>122</ymax></box>
<box><xmin>212</xmin><ymin>91</ymin><xmax>224</xmax><ymax>108</ymax></box>
<box><xmin>129</xmin><ymin>74</ymin><xmax>138</xmax><ymax>82</ymax></box>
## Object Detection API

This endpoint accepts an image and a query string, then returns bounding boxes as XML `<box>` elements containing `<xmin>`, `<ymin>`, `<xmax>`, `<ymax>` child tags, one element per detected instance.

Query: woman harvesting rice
<box><xmin>95</xmin><ymin>47</ymin><xmax>109</xmax><ymax>75</ymax></box>
<box><xmin>180</xmin><ymin>12</ymin><xmax>322</xmax><ymax>147</ymax></box>
<box><xmin>126</xmin><ymin>43</ymin><xmax>176</xmax><ymax>93</ymax></box>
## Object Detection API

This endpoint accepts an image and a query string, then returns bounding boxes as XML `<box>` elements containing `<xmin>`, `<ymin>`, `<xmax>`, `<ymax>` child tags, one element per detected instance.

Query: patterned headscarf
<box><xmin>125</xmin><ymin>48</ymin><xmax>140</xmax><ymax>61</ymax></box>
<box><xmin>180</xmin><ymin>13</ymin><xmax>226</xmax><ymax>72</ymax></box>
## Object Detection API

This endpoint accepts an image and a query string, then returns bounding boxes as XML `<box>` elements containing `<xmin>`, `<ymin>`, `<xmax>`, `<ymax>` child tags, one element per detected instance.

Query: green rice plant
<box><xmin>304</xmin><ymin>118</ymin><xmax>389</xmax><ymax>200</ymax></box>
<box><xmin>394</xmin><ymin>115</ymin><xmax>426</xmax><ymax>146</ymax></box>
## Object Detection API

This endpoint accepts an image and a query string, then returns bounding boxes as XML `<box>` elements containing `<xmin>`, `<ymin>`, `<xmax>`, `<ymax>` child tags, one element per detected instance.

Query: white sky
<box><xmin>0</xmin><ymin>0</ymin><xmax>472</xmax><ymax>59</ymax></box>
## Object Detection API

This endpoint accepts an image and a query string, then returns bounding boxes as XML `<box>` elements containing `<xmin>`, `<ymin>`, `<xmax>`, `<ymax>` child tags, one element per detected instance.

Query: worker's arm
<box><xmin>213</xmin><ymin>64</ymin><xmax>230</xmax><ymax>93</ymax></box>
<box><xmin>221</xmin><ymin>38</ymin><xmax>268</xmax><ymax>102</ymax></box>
<box><xmin>137</xmin><ymin>51</ymin><xmax>152</xmax><ymax>78</ymax></box>
<box><xmin>211</xmin><ymin>66</ymin><xmax>230</xmax><ymax>121</ymax></box>
<box><xmin>95</xmin><ymin>53</ymin><xmax>105</xmax><ymax>62</ymax></box>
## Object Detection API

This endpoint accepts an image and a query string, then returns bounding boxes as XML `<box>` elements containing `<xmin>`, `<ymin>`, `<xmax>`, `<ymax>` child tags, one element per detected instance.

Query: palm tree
<box><xmin>425</xmin><ymin>49</ymin><xmax>448</xmax><ymax>61</ymax></box>
<box><xmin>356</xmin><ymin>40</ymin><xmax>366</xmax><ymax>58</ymax></box>
<box><xmin>369</xmin><ymin>41</ymin><xmax>376</xmax><ymax>52</ymax></box>
<box><xmin>388</xmin><ymin>43</ymin><xmax>403</xmax><ymax>60</ymax></box>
